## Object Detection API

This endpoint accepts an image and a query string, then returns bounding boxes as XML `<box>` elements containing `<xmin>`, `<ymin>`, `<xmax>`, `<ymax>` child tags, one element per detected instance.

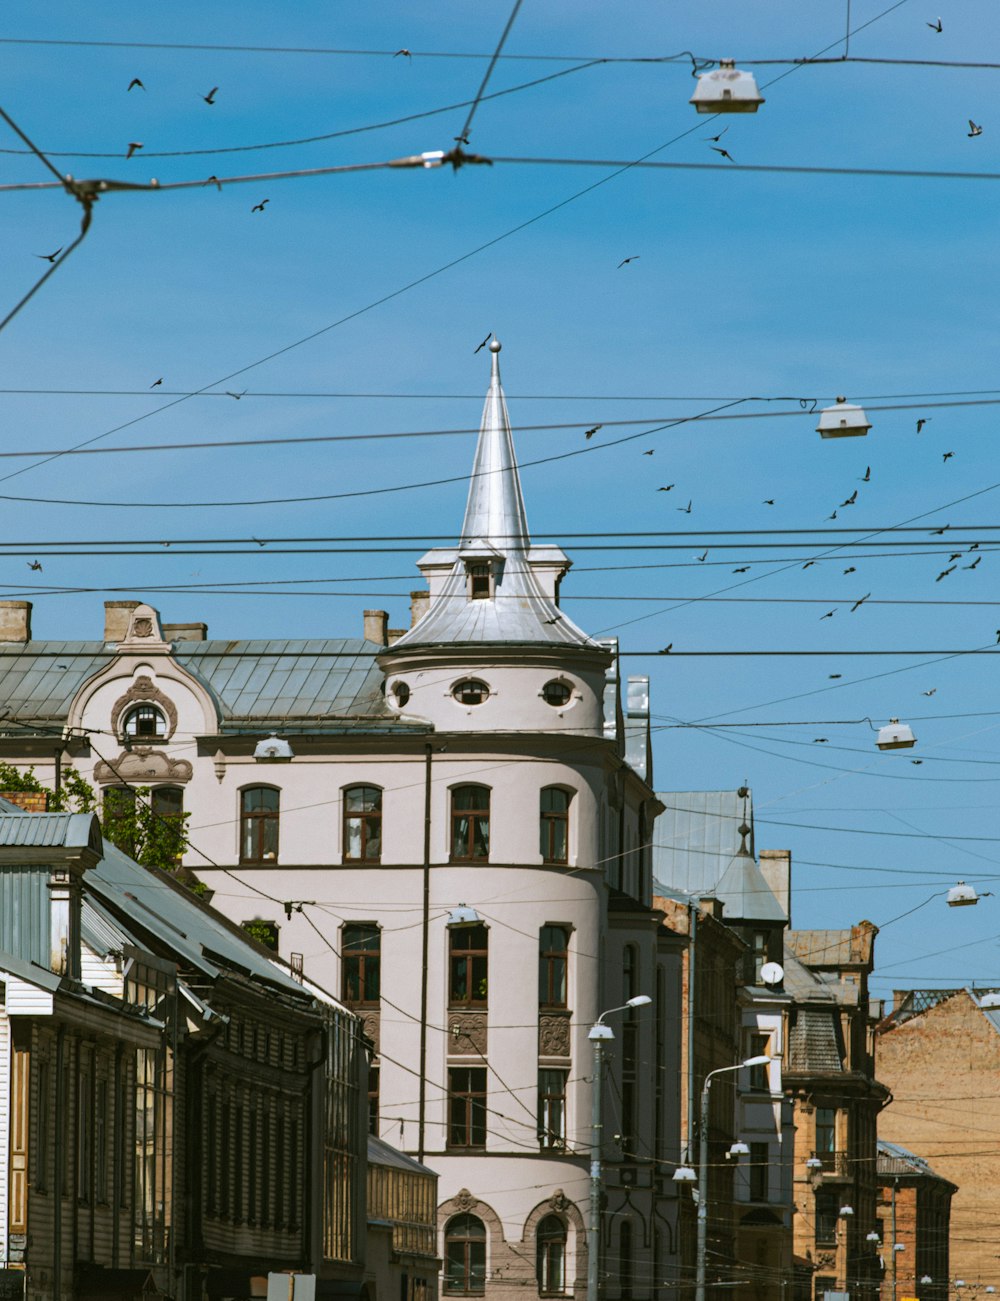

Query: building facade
<box><xmin>0</xmin><ymin>341</ymin><xmax>685</xmax><ymax>1301</ymax></box>
<box><xmin>874</xmin><ymin>1140</ymin><xmax>955</xmax><ymax>1301</ymax></box>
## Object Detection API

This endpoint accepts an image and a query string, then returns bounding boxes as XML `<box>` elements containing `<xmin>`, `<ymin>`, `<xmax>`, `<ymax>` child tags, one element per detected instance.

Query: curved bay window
<box><xmin>538</xmin><ymin>925</ymin><xmax>569</xmax><ymax>1008</ymax></box>
<box><xmin>536</xmin><ymin>1215</ymin><xmax>568</xmax><ymax>1295</ymax></box>
<box><xmin>450</xmin><ymin>786</ymin><xmax>490</xmax><ymax>862</ymax></box>
<box><xmin>540</xmin><ymin>788</ymin><xmax>570</xmax><ymax>864</ymax></box>
<box><xmin>240</xmin><ymin>786</ymin><xmax>279</xmax><ymax>864</ymax></box>
<box><xmin>444</xmin><ymin>1213</ymin><xmax>486</xmax><ymax>1293</ymax></box>
<box><xmin>343</xmin><ymin>785</ymin><xmax>382</xmax><ymax>862</ymax></box>
<box><xmin>342</xmin><ymin>923</ymin><xmax>381</xmax><ymax>1007</ymax></box>
<box><xmin>449</xmin><ymin>924</ymin><xmax>488</xmax><ymax>1007</ymax></box>
<box><xmin>122</xmin><ymin>703</ymin><xmax>166</xmax><ymax>740</ymax></box>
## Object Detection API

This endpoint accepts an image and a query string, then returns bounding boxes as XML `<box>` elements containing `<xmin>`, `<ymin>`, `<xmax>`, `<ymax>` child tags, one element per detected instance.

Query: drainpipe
<box><xmin>418</xmin><ymin>741</ymin><xmax>432</xmax><ymax>1163</ymax></box>
<box><xmin>686</xmin><ymin>901</ymin><xmax>698</xmax><ymax>1163</ymax></box>
<box><xmin>891</xmin><ymin>1178</ymin><xmax>899</xmax><ymax>1301</ymax></box>
<box><xmin>54</xmin><ymin>1026</ymin><xmax>65</xmax><ymax>1298</ymax></box>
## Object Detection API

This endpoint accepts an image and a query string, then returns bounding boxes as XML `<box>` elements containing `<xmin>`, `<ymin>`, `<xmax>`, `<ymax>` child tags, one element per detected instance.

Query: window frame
<box><xmin>449</xmin><ymin>924</ymin><xmax>488</xmax><ymax>1008</ymax></box>
<box><xmin>444</xmin><ymin>1213</ymin><xmax>487</xmax><ymax>1294</ymax></box>
<box><xmin>452</xmin><ymin>679</ymin><xmax>490</xmax><ymax>707</ymax></box>
<box><xmin>446</xmin><ymin>1068</ymin><xmax>487</xmax><ymax>1150</ymax></box>
<box><xmin>342</xmin><ymin>784</ymin><xmax>383</xmax><ymax>863</ymax></box>
<box><xmin>540</xmin><ymin>787</ymin><xmax>571</xmax><ymax>865</ymax></box>
<box><xmin>239</xmin><ymin>785</ymin><xmax>280</xmax><ymax>865</ymax></box>
<box><xmin>749</xmin><ymin>1141</ymin><xmax>769</xmax><ymax>1202</ymax></box>
<box><xmin>450</xmin><ymin>785</ymin><xmax>491</xmax><ymax>863</ymax></box>
<box><xmin>536</xmin><ymin>1215</ymin><xmax>568</xmax><ymax>1295</ymax></box>
<box><xmin>537</xmin><ymin>1069</ymin><xmax>568</xmax><ymax>1151</ymax></box>
<box><xmin>538</xmin><ymin>925</ymin><xmax>569</xmax><ymax>1009</ymax></box>
<box><xmin>122</xmin><ymin>703</ymin><xmax>167</xmax><ymax>741</ymax></box>
<box><xmin>342</xmin><ymin>923</ymin><xmax>382</xmax><ymax>1008</ymax></box>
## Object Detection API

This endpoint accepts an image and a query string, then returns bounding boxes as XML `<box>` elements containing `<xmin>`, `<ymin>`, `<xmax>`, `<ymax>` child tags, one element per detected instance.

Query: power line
<box><xmin>456</xmin><ymin>0</ymin><xmax>525</xmax><ymax>145</ymax></box>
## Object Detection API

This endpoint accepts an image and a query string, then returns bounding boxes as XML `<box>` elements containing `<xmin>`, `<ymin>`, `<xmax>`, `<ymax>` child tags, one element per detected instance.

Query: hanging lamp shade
<box><xmin>946</xmin><ymin>881</ymin><xmax>979</xmax><ymax>907</ymax></box>
<box><xmin>876</xmin><ymin>718</ymin><xmax>916</xmax><ymax>750</ymax></box>
<box><xmin>690</xmin><ymin>60</ymin><xmax>764</xmax><ymax>113</ymax></box>
<box><xmin>253</xmin><ymin>732</ymin><xmax>294</xmax><ymax>762</ymax></box>
<box><xmin>673</xmin><ymin>1164</ymin><xmax>697</xmax><ymax>1183</ymax></box>
<box><xmin>817</xmin><ymin>397</ymin><xmax>872</xmax><ymax>439</ymax></box>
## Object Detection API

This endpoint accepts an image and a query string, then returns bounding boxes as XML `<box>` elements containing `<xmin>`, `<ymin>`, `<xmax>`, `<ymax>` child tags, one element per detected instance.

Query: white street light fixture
<box><xmin>947</xmin><ymin>881</ymin><xmax>980</xmax><ymax>907</ymax></box>
<box><xmin>817</xmin><ymin>397</ymin><xmax>872</xmax><ymax>439</ymax></box>
<box><xmin>867</xmin><ymin>1232</ymin><xmax>882</xmax><ymax>1243</ymax></box>
<box><xmin>894</xmin><ymin>1243</ymin><xmax>906</xmax><ymax>1252</ymax></box>
<box><xmin>921</xmin><ymin>1278</ymin><xmax>933</xmax><ymax>1286</ymax></box>
<box><xmin>588</xmin><ymin>996</ymin><xmax>652</xmax><ymax>1301</ymax></box>
<box><xmin>839</xmin><ymin>1205</ymin><xmax>854</xmax><ymax>1217</ymax></box>
<box><xmin>727</xmin><ymin>1141</ymin><xmax>750</xmax><ymax>1158</ymax></box>
<box><xmin>690</xmin><ymin>60</ymin><xmax>764</xmax><ymax>113</ymax></box>
<box><xmin>673</xmin><ymin>1164</ymin><xmax>698</xmax><ymax>1183</ymax></box>
<box><xmin>806</xmin><ymin>1157</ymin><xmax>824</xmax><ymax>1172</ymax></box>
<box><xmin>447</xmin><ymin>903</ymin><xmax>483</xmax><ymax>927</ymax></box>
<box><xmin>876</xmin><ymin>719</ymin><xmax>917</xmax><ymax>751</ymax></box>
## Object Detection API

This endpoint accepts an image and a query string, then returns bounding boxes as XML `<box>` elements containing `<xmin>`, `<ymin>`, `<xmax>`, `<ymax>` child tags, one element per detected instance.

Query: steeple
<box><xmin>390</xmin><ymin>341</ymin><xmax>599</xmax><ymax>649</ymax></box>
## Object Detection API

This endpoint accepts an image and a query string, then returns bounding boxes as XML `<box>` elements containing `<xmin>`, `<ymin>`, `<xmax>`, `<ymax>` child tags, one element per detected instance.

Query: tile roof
<box><xmin>787</xmin><ymin>1006</ymin><xmax>844</xmax><ymax>1074</ymax></box>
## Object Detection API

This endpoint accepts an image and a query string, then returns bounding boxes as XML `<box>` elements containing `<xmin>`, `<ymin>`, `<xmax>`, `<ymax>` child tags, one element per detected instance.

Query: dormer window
<box><xmin>466</xmin><ymin>561</ymin><xmax>493</xmax><ymax>600</ymax></box>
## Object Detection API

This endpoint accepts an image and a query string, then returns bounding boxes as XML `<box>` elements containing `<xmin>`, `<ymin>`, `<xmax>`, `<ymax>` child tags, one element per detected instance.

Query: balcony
<box><xmin>810</xmin><ymin>1149</ymin><xmax>851</xmax><ymax>1179</ymax></box>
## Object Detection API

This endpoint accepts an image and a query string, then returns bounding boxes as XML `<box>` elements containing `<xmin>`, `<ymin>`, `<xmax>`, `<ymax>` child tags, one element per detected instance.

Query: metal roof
<box><xmin>391</xmin><ymin>341</ymin><xmax>599</xmax><ymax>651</ymax></box>
<box><xmin>652</xmin><ymin>789</ymin><xmax>787</xmax><ymax>923</ymax></box>
<box><xmin>878</xmin><ymin>1139</ymin><xmax>956</xmax><ymax>1187</ymax></box>
<box><xmin>0</xmin><ymin>811</ymin><xmax>99</xmax><ymax>850</ymax></box>
<box><xmin>367</xmin><ymin>1134</ymin><xmax>436</xmax><ymax>1176</ymax></box>
<box><xmin>0</xmin><ymin>638</ymin><xmax>406</xmax><ymax>727</ymax></box>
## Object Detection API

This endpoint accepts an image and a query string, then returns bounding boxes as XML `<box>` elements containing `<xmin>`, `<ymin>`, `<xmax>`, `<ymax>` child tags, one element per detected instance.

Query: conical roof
<box><xmin>391</xmin><ymin>341</ymin><xmax>600</xmax><ymax>650</ymax></box>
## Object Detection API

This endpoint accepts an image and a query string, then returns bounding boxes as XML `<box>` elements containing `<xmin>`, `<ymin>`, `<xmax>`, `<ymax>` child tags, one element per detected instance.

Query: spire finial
<box><xmin>489</xmin><ymin>336</ymin><xmax>501</xmax><ymax>379</ymax></box>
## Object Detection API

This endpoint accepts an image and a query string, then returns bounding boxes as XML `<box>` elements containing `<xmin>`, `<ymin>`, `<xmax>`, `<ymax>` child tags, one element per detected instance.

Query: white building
<box><xmin>0</xmin><ymin>341</ymin><xmax>685</xmax><ymax>1301</ymax></box>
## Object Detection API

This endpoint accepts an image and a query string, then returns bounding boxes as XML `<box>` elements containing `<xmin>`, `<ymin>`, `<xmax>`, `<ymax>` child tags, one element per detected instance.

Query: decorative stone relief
<box><xmin>361</xmin><ymin>1011</ymin><xmax>380</xmax><ymax>1054</ymax></box>
<box><xmin>454</xmin><ymin>1189</ymin><xmax>478</xmax><ymax>1212</ymax></box>
<box><xmin>94</xmin><ymin>747</ymin><xmax>193</xmax><ymax>785</ymax></box>
<box><xmin>132</xmin><ymin>617</ymin><xmax>154</xmax><ymax>638</ymax></box>
<box><xmin>815</xmin><ymin>1252</ymin><xmax>835</xmax><ymax>1269</ymax></box>
<box><xmin>449</xmin><ymin>1011</ymin><xmax>487</xmax><ymax>1055</ymax></box>
<box><xmin>538</xmin><ymin>1011</ymin><xmax>571</xmax><ymax>1058</ymax></box>
<box><xmin>110</xmin><ymin>676</ymin><xmax>179</xmax><ymax>740</ymax></box>
<box><xmin>549</xmin><ymin>1190</ymin><xmax>569</xmax><ymax>1213</ymax></box>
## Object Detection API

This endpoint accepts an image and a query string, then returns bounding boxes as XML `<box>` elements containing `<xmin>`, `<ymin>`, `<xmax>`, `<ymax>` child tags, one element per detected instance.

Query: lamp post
<box><xmin>673</xmin><ymin>1055</ymin><xmax>772</xmax><ymax>1301</ymax></box>
<box><xmin>587</xmin><ymin>995</ymin><xmax>652</xmax><ymax>1301</ymax></box>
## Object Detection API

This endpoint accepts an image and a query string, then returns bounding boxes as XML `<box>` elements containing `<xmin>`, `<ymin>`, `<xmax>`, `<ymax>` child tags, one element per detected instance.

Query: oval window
<box><xmin>453</xmin><ymin>679</ymin><xmax>490</xmax><ymax>706</ymax></box>
<box><xmin>541</xmin><ymin>680</ymin><xmax>572</xmax><ymax>707</ymax></box>
<box><xmin>391</xmin><ymin>681</ymin><xmax>410</xmax><ymax>707</ymax></box>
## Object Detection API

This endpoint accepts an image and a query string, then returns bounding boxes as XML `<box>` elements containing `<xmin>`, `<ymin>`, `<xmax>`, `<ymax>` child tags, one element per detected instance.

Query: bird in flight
<box><xmin>150</xmin><ymin>377</ymin><xmax>163</xmax><ymax>387</ymax></box>
<box><xmin>927</xmin><ymin>17</ymin><xmax>942</xmax><ymax>30</ymax></box>
<box><xmin>827</xmin><ymin>511</ymin><xmax>838</xmax><ymax>521</ymax></box>
<box><xmin>252</xmin><ymin>537</ymin><xmax>267</xmax><ymax>547</ymax></box>
<box><xmin>705</xmin><ymin>126</ymin><xmax>729</xmax><ymax>143</ymax></box>
<box><xmin>473</xmin><ymin>333</ymin><xmax>492</xmax><ymax>353</ymax></box>
<box><xmin>127</xmin><ymin>78</ymin><xmax>145</xmax><ymax>92</ymax></box>
<box><xmin>202</xmin><ymin>86</ymin><xmax>219</xmax><ymax>105</ymax></box>
<box><xmin>660</xmin><ymin>644</ymin><xmax>673</xmax><ymax>654</ymax></box>
<box><xmin>841</xmin><ymin>490</ymin><xmax>858</xmax><ymax>506</ymax></box>
<box><xmin>126</xmin><ymin>141</ymin><xmax>143</xmax><ymax>158</ymax></box>
<box><xmin>543</xmin><ymin>615</ymin><xmax>562</xmax><ymax>625</ymax></box>
<box><xmin>617</xmin><ymin>256</ymin><xmax>640</xmax><ymax>268</ymax></box>
<box><xmin>732</xmin><ymin>566</ymin><xmax>750</xmax><ymax>573</ymax></box>
<box><xmin>996</xmin><ymin>629</ymin><xmax>1000</xmax><ymax>644</ymax></box>
<box><xmin>226</xmin><ymin>390</ymin><xmax>247</xmax><ymax>400</ymax></box>
<box><xmin>965</xmin><ymin>556</ymin><xmax>982</xmax><ymax>570</ymax></box>
<box><xmin>657</xmin><ymin>485</ymin><xmax>674</xmax><ymax>492</ymax></box>
<box><xmin>948</xmin><ymin>553</ymin><xmax>962</xmax><ymax>562</ymax></box>
<box><xmin>813</xmin><ymin>737</ymin><xmax>829</xmax><ymax>743</ymax></box>
<box><xmin>936</xmin><ymin>565</ymin><xmax>956</xmax><ymax>581</ymax></box>
<box><xmin>850</xmin><ymin>593</ymin><xmax>871</xmax><ymax>612</ymax></box>
<box><xmin>922</xmin><ymin>688</ymin><xmax>937</xmax><ymax>696</ymax></box>
<box><xmin>35</xmin><ymin>248</ymin><xmax>62</xmax><ymax>263</ymax></box>
<box><xmin>394</xmin><ymin>48</ymin><xmax>412</xmax><ymax>58</ymax></box>
<box><xmin>454</xmin><ymin>132</ymin><xmax>470</xmax><ymax>145</ymax></box>
<box><xmin>820</xmin><ymin>610</ymin><xmax>836</xmax><ymax>620</ymax></box>
<box><xmin>943</xmin><ymin>451</ymin><xmax>954</xmax><ymax>462</ymax></box>
<box><xmin>205</xmin><ymin>175</ymin><xmax>222</xmax><ymax>191</ymax></box>
<box><xmin>969</xmin><ymin>120</ymin><xmax>984</xmax><ymax>137</ymax></box>
<box><xmin>27</xmin><ymin>560</ymin><xmax>42</xmax><ymax>571</ymax></box>
<box><xmin>677</xmin><ymin>500</ymin><xmax>692</xmax><ymax>514</ymax></box>
<box><xmin>916</xmin><ymin>418</ymin><xmax>930</xmax><ymax>433</ymax></box>
<box><xmin>802</xmin><ymin>560</ymin><xmax>816</xmax><ymax>569</ymax></box>
<box><xmin>828</xmin><ymin>673</ymin><xmax>842</xmax><ymax>679</ymax></box>
<box><xmin>251</xmin><ymin>199</ymin><xmax>269</xmax><ymax>213</ymax></box>
<box><xmin>762</xmin><ymin>499</ymin><xmax>775</xmax><ymax>506</ymax></box>
<box><xmin>642</xmin><ymin>449</ymin><xmax>654</xmax><ymax>456</ymax></box>
<box><xmin>584</xmin><ymin>425</ymin><xmax>602</xmax><ymax>440</ymax></box>
<box><xmin>695</xmin><ymin>550</ymin><xmax>708</xmax><ymax>562</ymax></box>
<box><xmin>931</xmin><ymin>525</ymin><xmax>949</xmax><ymax>535</ymax></box>
<box><xmin>860</xmin><ymin>466</ymin><xmax>871</xmax><ymax>482</ymax></box>
<box><xmin>711</xmin><ymin>146</ymin><xmax>736</xmax><ymax>162</ymax></box>
<box><xmin>843</xmin><ymin>566</ymin><xmax>856</xmax><ymax>574</ymax></box>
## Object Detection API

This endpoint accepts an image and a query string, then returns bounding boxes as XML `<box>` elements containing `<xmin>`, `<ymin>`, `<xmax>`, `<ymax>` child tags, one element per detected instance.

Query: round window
<box><xmin>542</xmin><ymin>680</ymin><xmax>573</xmax><ymax>707</ymax></box>
<box><xmin>453</xmin><ymin>679</ymin><xmax>490</xmax><ymax>706</ymax></box>
<box><xmin>122</xmin><ymin>703</ymin><xmax>167</xmax><ymax>739</ymax></box>
<box><xmin>391</xmin><ymin>680</ymin><xmax>410</xmax><ymax>708</ymax></box>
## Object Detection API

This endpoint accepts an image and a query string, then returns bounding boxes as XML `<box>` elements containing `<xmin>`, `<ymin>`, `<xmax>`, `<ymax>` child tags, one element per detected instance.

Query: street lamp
<box><xmin>673</xmin><ymin>1055</ymin><xmax>771</xmax><ymax>1301</ymax></box>
<box><xmin>587</xmin><ymin>995</ymin><xmax>652</xmax><ymax>1301</ymax></box>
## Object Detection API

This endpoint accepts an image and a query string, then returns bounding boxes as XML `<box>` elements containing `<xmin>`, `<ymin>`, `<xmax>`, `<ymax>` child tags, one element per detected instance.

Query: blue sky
<box><xmin>3</xmin><ymin>0</ymin><xmax>1000</xmax><ymax>996</ymax></box>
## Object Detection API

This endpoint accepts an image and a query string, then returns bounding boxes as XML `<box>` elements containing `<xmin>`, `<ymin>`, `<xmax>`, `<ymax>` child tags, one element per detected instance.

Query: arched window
<box><xmin>539</xmin><ymin>926</ymin><xmax>569</xmax><ymax>1008</ymax></box>
<box><xmin>449</xmin><ymin>924</ymin><xmax>488</xmax><ymax>1007</ymax></box>
<box><xmin>342</xmin><ymin>924</ymin><xmax>381</xmax><ymax>1007</ymax></box>
<box><xmin>444</xmin><ymin>1213</ymin><xmax>486</xmax><ymax>1293</ymax></box>
<box><xmin>450</xmin><ymin>786</ymin><xmax>490</xmax><ymax>862</ymax></box>
<box><xmin>240</xmin><ymin>787</ymin><xmax>279</xmax><ymax>864</ymax></box>
<box><xmin>620</xmin><ymin>1220</ymin><xmax>633</xmax><ymax>1301</ymax></box>
<box><xmin>122</xmin><ymin>703</ymin><xmax>166</xmax><ymax>740</ymax></box>
<box><xmin>536</xmin><ymin>1215</ymin><xmax>568</xmax><ymax>1295</ymax></box>
<box><xmin>343</xmin><ymin>785</ymin><xmax>382</xmax><ymax>862</ymax></box>
<box><xmin>540</xmin><ymin>788</ymin><xmax>570</xmax><ymax>864</ymax></box>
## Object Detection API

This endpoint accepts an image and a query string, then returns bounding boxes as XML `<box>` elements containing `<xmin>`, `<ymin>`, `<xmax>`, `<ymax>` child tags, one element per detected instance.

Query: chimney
<box><xmin>162</xmin><ymin>622</ymin><xmax>208</xmax><ymax>642</ymax></box>
<box><xmin>410</xmin><ymin>590</ymin><xmax>430</xmax><ymax>628</ymax></box>
<box><xmin>759</xmin><ymin>849</ymin><xmax>792</xmax><ymax>923</ymax></box>
<box><xmin>363</xmin><ymin>610</ymin><xmax>389</xmax><ymax>645</ymax></box>
<box><xmin>386</xmin><ymin>627</ymin><xmax>407</xmax><ymax>645</ymax></box>
<box><xmin>0</xmin><ymin>600</ymin><xmax>31</xmax><ymax>642</ymax></box>
<box><xmin>104</xmin><ymin>600</ymin><xmax>141</xmax><ymax>642</ymax></box>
